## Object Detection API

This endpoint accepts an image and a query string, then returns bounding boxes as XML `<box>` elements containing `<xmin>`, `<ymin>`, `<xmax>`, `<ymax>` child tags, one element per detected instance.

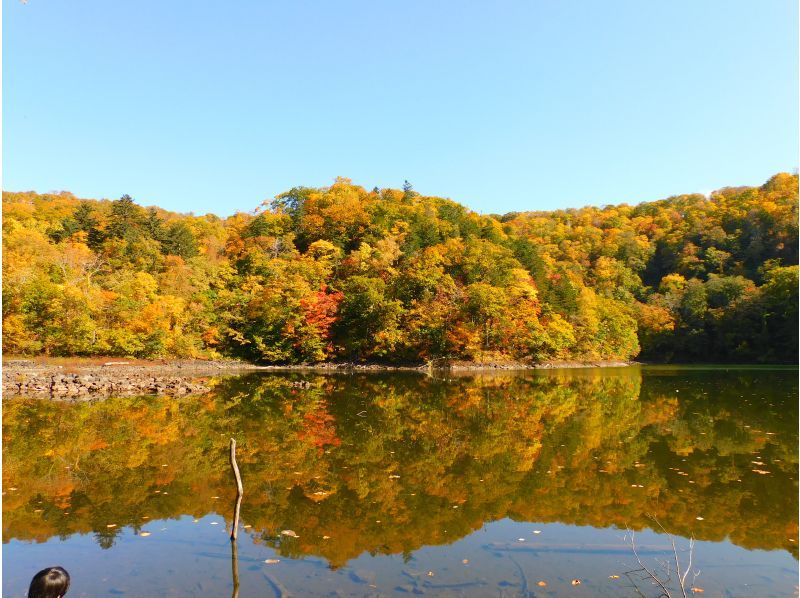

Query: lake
<box><xmin>3</xmin><ymin>366</ymin><xmax>797</xmax><ymax>597</ymax></box>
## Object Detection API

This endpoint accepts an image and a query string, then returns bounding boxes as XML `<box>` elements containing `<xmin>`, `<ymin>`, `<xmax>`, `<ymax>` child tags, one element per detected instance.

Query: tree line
<box><xmin>3</xmin><ymin>173</ymin><xmax>797</xmax><ymax>363</ymax></box>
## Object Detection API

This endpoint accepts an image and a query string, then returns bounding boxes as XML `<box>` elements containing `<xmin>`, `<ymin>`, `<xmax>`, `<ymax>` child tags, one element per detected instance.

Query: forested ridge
<box><xmin>3</xmin><ymin>173</ymin><xmax>797</xmax><ymax>363</ymax></box>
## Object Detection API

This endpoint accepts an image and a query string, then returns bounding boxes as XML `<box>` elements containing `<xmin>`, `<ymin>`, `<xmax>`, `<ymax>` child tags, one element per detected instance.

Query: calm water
<box><xmin>3</xmin><ymin>366</ymin><xmax>797</xmax><ymax>597</ymax></box>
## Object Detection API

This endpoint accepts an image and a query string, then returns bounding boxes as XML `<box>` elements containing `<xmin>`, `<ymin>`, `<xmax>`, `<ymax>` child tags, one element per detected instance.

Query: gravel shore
<box><xmin>2</xmin><ymin>358</ymin><xmax>634</xmax><ymax>399</ymax></box>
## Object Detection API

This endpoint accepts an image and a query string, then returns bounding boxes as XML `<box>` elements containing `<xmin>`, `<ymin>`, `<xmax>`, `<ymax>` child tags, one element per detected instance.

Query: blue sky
<box><xmin>3</xmin><ymin>1</ymin><xmax>797</xmax><ymax>216</ymax></box>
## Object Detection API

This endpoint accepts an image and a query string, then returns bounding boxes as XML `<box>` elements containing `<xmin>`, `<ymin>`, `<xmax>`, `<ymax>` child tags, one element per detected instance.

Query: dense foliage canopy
<box><xmin>3</xmin><ymin>173</ymin><xmax>797</xmax><ymax>363</ymax></box>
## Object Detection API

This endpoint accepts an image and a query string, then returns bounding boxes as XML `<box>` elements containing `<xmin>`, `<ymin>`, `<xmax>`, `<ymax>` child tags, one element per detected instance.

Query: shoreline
<box><xmin>2</xmin><ymin>357</ymin><xmax>636</xmax><ymax>399</ymax></box>
<box><xmin>3</xmin><ymin>357</ymin><xmax>636</xmax><ymax>373</ymax></box>
<box><xmin>6</xmin><ymin>357</ymin><xmax>792</xmax><ymax>399</ymax></box>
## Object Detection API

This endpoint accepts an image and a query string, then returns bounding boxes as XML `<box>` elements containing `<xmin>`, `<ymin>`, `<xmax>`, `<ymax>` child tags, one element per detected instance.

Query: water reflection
<box><xmin>3</xmin><ymin>367</ymin><xmax>797</xmax><ymax>570</ymax></box>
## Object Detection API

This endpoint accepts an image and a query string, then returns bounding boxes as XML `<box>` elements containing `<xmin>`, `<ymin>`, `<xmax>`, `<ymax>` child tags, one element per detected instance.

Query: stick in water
<box><xmin>230</xmin><ymin>438</ymin><xmax>243</xmax><ymax>541</ymax></box>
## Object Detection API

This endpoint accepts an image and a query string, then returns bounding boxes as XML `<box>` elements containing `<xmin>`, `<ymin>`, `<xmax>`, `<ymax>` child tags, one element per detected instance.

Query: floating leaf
<box><xmin>537</xmin><ymin>581</ymin><xmax>548</xmax><ymax>587</ymax></box>
<box><xmin>532</xmin><ymin>530</ymin><xmax>542</xmax><ymax>534</ymax></box>
<box><xmin>462</xmin><ymin>559</ymin><xmax>469</xmax><ymax>564</ymax></box>
<box><xmin>210</xmin><ymin>522</ymin><xmax>219</xmax><ymax>525</ymax></box>
<box><xmin>264</xmin><ymin>559</ymin><xmax>280</xmax><ymax>564</ymax></box>
<box><xmin>571</xmin><ymin>579</ymin><xmax>582</xmax><ymax>586</ymax></box>
<box><xmin>280</xmin><ymin>529</ymin><xmax>298</xmax><ymax>537</ymax></box>
<box><xmin>691</xmin><ymin>589</ymin><xmax>704</xmax><ymax>593</ymax></box>
<box><xmin>609</xmin><ymin>575</ymin><xmax>620</xmax><ymax>580</ymax></box>
<box><xmin>106</xmin><ymin>524</ymin><xmax>117</xmax><ymax>528</ymax></box>
<box><xmin>427</xmin><ymin>571</ymin><xmax>434</xmax><ymax>577</ymax></box>
<box><xmin>139</xmin><ymin>532</ymin><xmax>151</xmax><ymax>537</ymax></box>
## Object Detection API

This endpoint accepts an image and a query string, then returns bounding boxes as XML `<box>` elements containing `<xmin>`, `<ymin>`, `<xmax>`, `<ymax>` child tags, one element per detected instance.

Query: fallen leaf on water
<box><xmin>609</xmin><ymin>575</ymin><xmax>620</xmax><ymax>580</ymax></box>
<box><xmin>696</xmin><ymin>516</ymin><xmax>704</xmax><ymax>521</ymax></box>
<box><xmin>537</xmin><ymin>581</ymin><xmax>548</xmax><ymax>587</ymax></box>
<box><xmin>280</xmin><ymin>530</ymin><xmax>298</xmax><ymax>537</ymax></box>
<box><xmin>752</xmin><ymin>469</ymin><xmax>771</xmax><ymax>475</ymax></box>
<box><xmin>691</xmin><ymin>588</ymin><xmax>704</xmax><ymax>593</ymax></box>
<box><xmin>106</xmin><ymin>524</ymin><xmax>117</xmax><ymax>528</ymax></box>
<box><xmin>533</xmin><ymin>530</ymin><xmax>542</xmax><ymax>534</ymax></box>
<box><xmin>323</xmin><ymin>535</ymin><xmax>331</xmax><ymax>540</ymax></box>
<box><xmin>139</xmin><ymin>532</ymin><xmax>151</xmax><ymax>537</ymax></box>
<box><xmin>210</xmin><ymin>522</ymin><xmax>219</xmax><ymax>525</ymax></box>
<box><xmin>265</xmin><ymin>559</ymin><xmax>280</xmax><ymax>564</ymax></box>
<box><xmin>462</xmin><ymin>559</ymin><xmax>469</xmax><ymax>565</ymax></box>
<box><xmin>427</xmin><ymin>571</ymin><xmax>435</xmax><ymax>577</ymax></box>
<box><xmin>571</xmin><ymin>579</ymin><xmax>582</xmax><ymax>585</ymax></box>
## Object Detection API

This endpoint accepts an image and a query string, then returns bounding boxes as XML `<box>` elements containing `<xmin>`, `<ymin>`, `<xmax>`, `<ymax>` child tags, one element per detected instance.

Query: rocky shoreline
<box><xmin>1</xmin><ymin>359</ymin><xmax>262</xmax><ymax>399</ymax></box>
<box><xmin>2</xmin><ymin>358</ymin><xmax>635</xmax><ymax>399</ymax></box>
<box><xmin>3</xmin><ymin>371</ymin><xmax>211</xmax><ymax>398</ymax></box>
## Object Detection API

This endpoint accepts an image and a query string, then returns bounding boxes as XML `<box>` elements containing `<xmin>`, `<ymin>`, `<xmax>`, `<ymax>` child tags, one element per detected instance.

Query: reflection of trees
<box><xmin>3</xmin><ymin>369</ymin><xmax>797</xmax><ymax>565</ymax></box>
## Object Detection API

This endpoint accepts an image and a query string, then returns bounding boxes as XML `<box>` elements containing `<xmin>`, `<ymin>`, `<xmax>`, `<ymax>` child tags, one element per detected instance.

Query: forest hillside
<box><xmin>3</xmin><ymin>173</ymin><xmax>797</xmax><ymax>364</ymax></box>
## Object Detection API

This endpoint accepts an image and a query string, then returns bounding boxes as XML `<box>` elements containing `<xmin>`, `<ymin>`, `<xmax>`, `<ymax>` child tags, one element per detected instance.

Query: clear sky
<box><xmin>3</xmin><ymin>1</ymin><xmax>798</xmax><ymax>216</ymax></box>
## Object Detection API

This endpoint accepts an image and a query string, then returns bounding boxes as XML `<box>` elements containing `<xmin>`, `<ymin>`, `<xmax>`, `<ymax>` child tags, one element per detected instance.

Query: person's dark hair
<box><xmin>28</xmin><ymin>567</ymin><xmax>70</xmax><ymax>598</ymax></box>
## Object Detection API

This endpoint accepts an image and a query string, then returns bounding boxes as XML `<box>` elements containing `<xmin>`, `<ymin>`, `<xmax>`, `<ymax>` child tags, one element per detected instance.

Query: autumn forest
<box><xmin>3</xmin><ymin>173</ymin><xmax>797</xmax><ymax>364</ymax></box>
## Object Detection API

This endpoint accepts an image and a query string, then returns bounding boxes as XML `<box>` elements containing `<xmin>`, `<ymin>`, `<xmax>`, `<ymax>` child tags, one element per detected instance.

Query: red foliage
<box><xmin>300</xmin><ymin>286</ymin><xmax>344</xmax><ymax>340</ymax></box>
